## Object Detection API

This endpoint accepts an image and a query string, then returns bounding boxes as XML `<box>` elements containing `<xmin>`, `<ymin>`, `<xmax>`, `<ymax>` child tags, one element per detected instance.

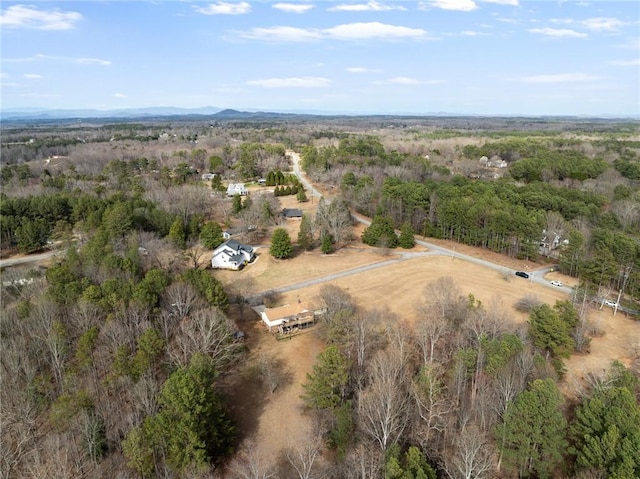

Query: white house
<box><xmin>252</xmin><ymin>302</ymin><xmax>323</xmax><ymax>333</ymax></box>
<box><xmin>211</xmin><ymin>240</ymin><xmax>255</xmax><ymax>270</ymax></box>
<box><xmin>227</xmin><ymin>183</ymin><xmax>248</xmax><ymax>196</ymax></box>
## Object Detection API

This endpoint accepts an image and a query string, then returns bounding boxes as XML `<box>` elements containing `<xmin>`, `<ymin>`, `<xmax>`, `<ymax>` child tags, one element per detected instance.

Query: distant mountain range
<box><xmin>1</xmin><ymin>106</ymin><xmax>226</xmax><ymax>120</ymax></box>
<box><xmin>1</xmin><ymin>106</ymin><xmax>637</xmax><ymax>122</ymax></box>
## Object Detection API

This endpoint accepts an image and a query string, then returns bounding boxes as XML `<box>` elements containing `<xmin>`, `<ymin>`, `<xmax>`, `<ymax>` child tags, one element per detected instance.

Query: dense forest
<box><xmin>1</xmin><ymin>116</ymin><xmax>639</xmax><ymax>478</ymax></box>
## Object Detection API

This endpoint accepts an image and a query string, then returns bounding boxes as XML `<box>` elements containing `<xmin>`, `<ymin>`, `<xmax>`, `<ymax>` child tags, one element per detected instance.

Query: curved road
<box><xmin>287</xmin><ymin>149</ymin><xmax>572</xmax><ymax>296</ymax></box>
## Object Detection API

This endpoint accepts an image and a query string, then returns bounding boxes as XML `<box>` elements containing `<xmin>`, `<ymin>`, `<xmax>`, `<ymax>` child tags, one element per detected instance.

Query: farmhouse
<box><xmin>211</xmin><ymin>240</ymin><xmax>255</xmax><ymax>270</ymax></box>
<box><xmin>227</xmin><ymin>183</ymin><xmax>248</xmax><ymax>196</ymax></box>
<box><xmin>253</xmin><ymin>302</ymin><xmax>325</xmax><ymax>334</ymax></box>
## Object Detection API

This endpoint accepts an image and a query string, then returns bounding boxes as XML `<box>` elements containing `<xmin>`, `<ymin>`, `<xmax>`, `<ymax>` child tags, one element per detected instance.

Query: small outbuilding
<box><xmin>281</xmin><ymin>208</ymin><xmax>303</xmax><ymax>220</ymax></box>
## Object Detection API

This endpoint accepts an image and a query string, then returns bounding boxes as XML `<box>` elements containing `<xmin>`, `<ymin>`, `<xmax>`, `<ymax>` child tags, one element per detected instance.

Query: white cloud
<box><xmin>3</xmin><ymin>54</ymin><xmax>111</xmax><ymax>65</ymax></box>
<box><xmin>324</xmin><ymin>22</ymin><xmax>428</xmax><ymax>40</ymax></box>
<box><xmin>273</xmin><ymin>3</ymin><xmax>314</xmax><ymax>13</ymax></box>
<box><xmin>328</xmin><ymin>1</ymin><xmax>406</xmax><ymax>12</ymax></box>
<box><xmin>459</xmin><ymin>30</ymin><xmax>486</xmax><ymax>36</ymax></box>
<box><xmin>113</xmin><ymin>93</ymin><xmax>127</xmax><ymax>98</ymax></box>
<box><xmin>76</xmin><ymin>57</ymin><xmax>112</xmax><ymax>66</ymax></box>
<box><xmin>246</xmin><ymin>76</ymin><xmax>331</xmax><ymax>88</ymax></box>
<box><xmin>552</xmin><ymin>17</ymin><xmax>626</xmax><ymax>32</ymax></box>
<box><xmin>0</xmin><ymin>5</ymin><xmax>82</xmax><ymax>30</ymax></box>
<box><xmin>239</xmin><ymin>22</ymin><xmax>428</xmax><ymax>42</ymax></box>
<box><xmin>481</xmin><ymin>0</ymin><xmax>518</xmax><ymax>5</ymax></box>
<box><xmin>521</xmin><ymin>73</ymin><xmax>599</xmax><ymax>83</ymax></box>
<box><xmin>420</xmin><ymin>0</ymin><xmax>478</xmax><ymax>12</ymax></box>
<box><xmin>610</xmin><ymin>58</ymin><xmax>640</xmax><ymax>66</ymax></box>
<box><xmin>581</xmin><ymin>17</ymin><xmax>625</xmax><ymax>32</ymax></box>
<box><xmin>346</xmin><ymin>67</ymin><xmax>382</xmax><ymax>73</ymax></box>
<box><xmin>195</xmin><ymin>2</ymin><xmax>251</xmax><ymax>15</ymax></box>
<box><xmin>528</xmin><ymin>28</ymin><xmax>587</xmax><ymax>38</ymax></box>
<box><xmin>24</xmin><ymin>73</ymin><xmax>43</xmax><ymax>79</ymax></box>
<box><xmin>240</xmin><ymin>26</ymin><xmax>322</xmax><ymax>42</ymax></box>
<box><xmin>375</xmin><ymin>77</ymin><xmax>443</xmax><ymax>85</ymax></box>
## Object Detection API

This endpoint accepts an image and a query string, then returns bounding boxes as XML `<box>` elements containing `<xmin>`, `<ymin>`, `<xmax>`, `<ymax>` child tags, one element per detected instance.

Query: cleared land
<box><xmin>220</xmin><ymin>237</ymin><xmax>639</xmax><ymax>474</ymax></box>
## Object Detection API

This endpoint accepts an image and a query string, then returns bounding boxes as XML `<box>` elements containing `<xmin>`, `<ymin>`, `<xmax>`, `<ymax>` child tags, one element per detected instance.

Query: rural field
<box><xmin>220</xmin><ymin>224</ymin><xmax>640</xmax><ymax>472</ymax></box>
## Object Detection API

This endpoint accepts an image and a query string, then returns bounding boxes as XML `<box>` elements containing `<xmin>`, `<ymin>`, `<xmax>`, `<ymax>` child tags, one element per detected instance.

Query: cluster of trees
<box><xmin>291</xmin><ymin>282</ymin><xmax>640</xmax><ymax>479</ymax></box>
<box><xmin>1</xmin><ymin>211</ymin><xmax>241</xmax><ymax>477</ymax></box>
<box><xmin>304</xmin><ymin>135</ymin><xmax>639</xmax><ymax>303</ymax></box>
<box><xmin>362</xmin><ymin>214</ymin><xmax>415</xmax><ymax>249</ymax></box>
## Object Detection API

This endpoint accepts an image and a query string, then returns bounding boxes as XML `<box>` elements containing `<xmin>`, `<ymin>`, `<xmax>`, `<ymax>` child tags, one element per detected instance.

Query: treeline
<box><xmin>303</xmin><ymin>135</ymin><xmax>640</xmax><ymax>303</ymax></box>
<box><xmin>290</xmin><ymin>282</ymin><xmax>640</xmax><ymax>479</ymax></box>
<box><xmin>0</xmin><ymin>192</ymin><xmax>197</xmax><ymax>253</ymax></box>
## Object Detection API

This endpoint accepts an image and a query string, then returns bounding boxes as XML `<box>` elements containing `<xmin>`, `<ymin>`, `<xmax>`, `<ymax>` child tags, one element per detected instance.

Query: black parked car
<box><xmin>515</xmin><ymin>271</ymin><xmax>529</xmax><ymax>279</ymax></box>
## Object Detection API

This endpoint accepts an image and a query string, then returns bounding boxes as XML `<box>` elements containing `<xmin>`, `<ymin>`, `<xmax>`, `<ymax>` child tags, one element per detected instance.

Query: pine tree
<box><xmin>301</xmin><ymin>345</ymin><xmax>349</xmax><ymax>410</ymax></box>
<box><xmin>570</xmin><ymin>385</ymin><xmax>640</xmax><ymax>478</ymax></box>
<box><xmin>321</xmin><ymin>234</ymin><xmax>333</xmax><ymax>254</ymax></box>
<box><xmin>496</xmin><ymin>378</ymin><xmax>567</xmax><ymax>478</ymax></box>
<box><xmin>200</xmin><ymin>222</ymin><xmax>224</xmax><ymax>250</ymax></box>
<box><xmin>168</xmin><ymin>219</ymin><xmax>186</xmax><ymax>249</ymax></box>
<box><xmin>398</xmin><ymin>222</ymin><xmax>416</xmax><ymax>249</ymax></box>
<box><xmin>297</xmin><ymin>188</ymin><xmax>309</xmax><ymax>202</ymax></box>
<box><xmin>297</xmin><ymin>214</ymin><xmax>313</xmax><ymax>250</ymax></box>
<box><xmin>270</xmin><ymin>227</ymin><xmax>293</xmax><ymax>259</ymax></box>
<box><xmin>231</xmin><ymin>194</ymin><xmax>242</xmax><ymax>214</ymax></box>
<box><xmin>362</xmin><ymin>215</ymin><xmax>398</xmax><ymax>248</ymax></box>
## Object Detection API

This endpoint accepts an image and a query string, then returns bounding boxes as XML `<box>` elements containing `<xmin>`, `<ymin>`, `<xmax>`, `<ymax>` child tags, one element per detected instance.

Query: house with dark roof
<box><xmin>282</xmin><ymin>208</ymin><xmax>303</xmax><ymax>219</ymax></box>
<box><xmin>211</xmin><ymin>240</ymin><xmax>256</xmax><ymax>270</ymax></box>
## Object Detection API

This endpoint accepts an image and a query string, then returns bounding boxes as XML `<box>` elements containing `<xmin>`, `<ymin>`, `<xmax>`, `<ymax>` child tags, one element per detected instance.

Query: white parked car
<box><xmin>604</xmin><ymin>300</ymin><xmax>618</xmax><ymax>307</ymax></box>
<box><xmin>550</xmin><ymin>280</ymin><xmax>563</xmax><ymax>287</ymax></box>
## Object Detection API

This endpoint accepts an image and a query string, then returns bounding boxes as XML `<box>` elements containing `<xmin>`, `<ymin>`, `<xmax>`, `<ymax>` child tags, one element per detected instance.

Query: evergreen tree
<box><xmin>301</xmin><ymin>345</ymin><xmax>350</xmax><ymax>410</ymax></box>
<box><xmin>321</xmin><ymin>234</ymin><xmax>333</xmax><ymax>254</ymax></box>
<box><xmin>297</xmin><ymin>214</ymin><xmax>314</xmax><ymax>250</ymax></box>
<box><xmin>362</xmin><ymin>215</ymin><xmax>398</xmax><ymax>248</ymax></box>
<box><xmin>210</xmin><ymin>174</ymin><xmax>224</xmax><ymax>191</ymax></box>
<box><xmin>200</xmin><ymin>222</ymin><xmax>224</xmax><ymax>250</ymax></box>
<box><xmin>398</xmin><ymin>222</ymin><xmax>416</xmax><ymax>249</ymax></box>
<box><xmin>529</xmin><ymin>303</ymin><xmax>575</xmax><ymax>359</ymax></box>
<box><xmin>270</xmin><ymin>227</ymin><xmax>293</xmax><ymax>259</ymax></box>
<box><xmin>570</xmin><ymin>385</ymin><xmax>640</xmax><ymax>478</ymax></box>
<box><xmin>122</xmin><ymin>354</ymin><xmax>234</xmax><ymax>475</ymax></box>
<box><xmin>168</xmin><ymin>218</ymin><xmax>186</xmax><ymax>249</ymax></box>
<box><xmin>496</xmin><ymin>378</ymin><xmax>567</xmax><ymax>478</ymax></box>
<box><xmin>231</xmin><ymin>194</ymin><xmax>243</xmax><ymax>214</ymax></box>
<box><xmin>297</xmin><ymin>187</ymin><xmax>309</xmax><ymax>202</ymax></box>
<box><xmin>385</xmin><ymin>445</ymin><xmax>436</xmax><ymax>479</ymax></box>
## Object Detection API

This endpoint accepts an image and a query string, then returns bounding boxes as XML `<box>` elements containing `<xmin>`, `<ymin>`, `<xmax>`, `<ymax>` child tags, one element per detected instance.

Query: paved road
<box><xmin>287</xmin><ymin>149</ymin><xmax>573</xmax><ymax>296</ymax></box>
<box><xmin>0</xmin><ymin>250</ymin><xmax>58</xmax><ymax>268</ymax></box>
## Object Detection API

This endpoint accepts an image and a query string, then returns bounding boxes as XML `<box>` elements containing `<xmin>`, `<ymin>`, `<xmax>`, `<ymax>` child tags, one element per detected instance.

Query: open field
<box><xmin>220</xmin><ymin>239</ymin><xmax>639</xmax><ymax>474</ymax></box>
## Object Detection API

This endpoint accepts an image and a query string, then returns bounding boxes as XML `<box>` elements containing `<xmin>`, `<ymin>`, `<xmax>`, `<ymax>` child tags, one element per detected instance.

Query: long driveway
<box><xmin>287</xmin><ymin>149</ymin><xmax>572</xmax><ymax>295</ymax></box>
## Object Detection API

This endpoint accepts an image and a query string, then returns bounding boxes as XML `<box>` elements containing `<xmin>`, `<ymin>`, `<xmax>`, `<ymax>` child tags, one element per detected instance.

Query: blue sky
<box><xmin>1</xmin><ymin>1</ymin><xmax>639</xmax><ymax>116</ymax></box>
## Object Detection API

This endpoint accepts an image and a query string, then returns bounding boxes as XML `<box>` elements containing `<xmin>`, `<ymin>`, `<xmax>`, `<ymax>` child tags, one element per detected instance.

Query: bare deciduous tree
<box><xmin>315</xmin><ymin>197</ymin><xmax>353</xmax><ymax>248</ymax></box>
<box><xmin>284</xmin><ymin>432</ymin><xmax>323</xmax><ymax>479</ymax></box>
<box><xmin>412</xmin><ymin>363</ymin><xmax>452</xmax><ymax>452</ymax></box>
<box><xmin>414</xmin><ymin>311</ymin><xmax>449</xmax><ymax>365</ymax></box>
<box><xmin>228</xmin><ymin>439</ymin><xmax>276</xmax><ymax>479</ymax></box>
<box><xmin>444</xmin><ymin>426</ymin><xmax>495</xmax><ymax>479</ymax></box>
<box><xmin>164</xmin><ymin>281</ymin><xmax>203</xmax><ymax>320</ymax></box>
<box><xmin>357</xmin><ymin>346</ymin><xmax>410</xmax><ymax>452</ymax></box>
<box><xmin>169</xmin><ymin>307</ymin><xmax>241</xmax><ymax>368</ymax></box>
<box><xmin>256</xmin><ymin>353</ymin><xmax>291</xmax><ymax>395</ymax></box>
